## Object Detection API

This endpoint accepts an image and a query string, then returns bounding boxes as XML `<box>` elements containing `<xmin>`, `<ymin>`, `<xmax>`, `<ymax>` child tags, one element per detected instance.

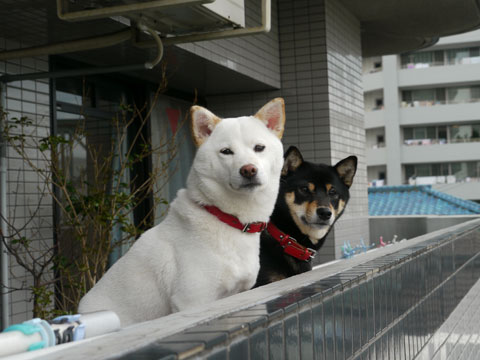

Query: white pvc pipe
<box><xmin>0</xmin><ymin>83</ymin><xmax>9</xmax><ymax>330</ymax></box>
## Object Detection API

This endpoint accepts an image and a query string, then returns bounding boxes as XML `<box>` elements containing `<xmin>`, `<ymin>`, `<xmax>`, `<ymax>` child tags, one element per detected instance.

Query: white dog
<box><xmin>78</xmin><ymin>98</ymin><xmax>286</xmax><ymax>326</ymax></box>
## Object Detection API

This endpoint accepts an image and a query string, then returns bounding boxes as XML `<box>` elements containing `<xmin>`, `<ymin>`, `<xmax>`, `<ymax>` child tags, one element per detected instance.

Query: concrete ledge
<box><xmin>15</xmin><ymin>218</ymin><xmax>480</xmax><ymax>360</ymax></box>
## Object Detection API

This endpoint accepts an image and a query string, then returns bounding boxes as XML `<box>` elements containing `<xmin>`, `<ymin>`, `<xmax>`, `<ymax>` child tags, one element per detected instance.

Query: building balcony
<box><xmin>366</xmin><ymin>146</ymin><xmax>387</xmax><ymax>166</ymax></box>
<box><xmin>399</xmin><ymin>102</ymin><xmax>480</xmax><ymax>126</ymax></box>
<box><xmin>363</xmin><ymin>70</ymin><xmax>383</xmax><ymax>92</ymax></box>
<box><xmin>401</xmin><ymin>141</ymin><xmax>480</xmax><ymax>164</ymax></box>
<box><xmin>365</xmin><ymin>109</ymin><xmax>385</xmax><ymax>129</ymax></box>
<box><xmin>398</xmin><ymin>62</ymin><xmax>480</xmax><ymax>88</ymax></box>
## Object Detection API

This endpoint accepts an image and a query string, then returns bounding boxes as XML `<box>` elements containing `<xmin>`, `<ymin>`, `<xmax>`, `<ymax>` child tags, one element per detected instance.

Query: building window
<box><xmin>403</xmin><ymin>122</ymin><xmax>480</xmax><ymax>145</ymax></box>
<box><xmin>446</xmin><ymin>47</ymin><xmax>480</xmax><ymax>65</ymax></box>
<box><xmin>376</xmin><ymin>134</ymin><xmax>385</xmax><ymax>147</ymax></box>
<box><xmin>402</xmin><ymin>86</ymin><xmax>480</xmax><ymax>107</ymax></box>
<box><xmin>374</xmin><ymin>98</ymin><xmax>384</xmax><ymax>110</ymax></box>
<box><xmin>401</xmin><ymin>50</ymin><xmax>444</xmax><ymax>68</ymax></box>
<box><xmin>400</xmin><ymin>46</ymin><xmax>480</xmax><ymax>68</ymax></box>
<box><xmin>404</xmin><ymin>161</ymin><xmax>480</xmax><ymax>183</ymax></box>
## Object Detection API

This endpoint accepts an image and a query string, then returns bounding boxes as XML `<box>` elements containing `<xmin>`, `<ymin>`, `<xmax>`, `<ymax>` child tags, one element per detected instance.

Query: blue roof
<box><xmin>368</xmin><ymin>185</ymin><xmax>480</xmax><ymax>216</ymax></box>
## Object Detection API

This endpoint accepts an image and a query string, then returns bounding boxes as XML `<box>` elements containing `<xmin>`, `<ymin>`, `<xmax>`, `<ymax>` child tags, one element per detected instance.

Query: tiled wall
<box><xmin>110</xmin><ymin>219</ymin><xmax>480</xmax><ymax>360</ymax></box>
<box><xmin>178</xmin><ymin>0</ymin><xmax>281</xmax><ymax>89</ymax></box>
<box><xmin>207</xmin><ymin>0</ymin><xmax>369</xmax><ymax>264</ymax></box>
<box><xmin>0</xmin><ymin>37</ymin><xmax>53</xmax><ymax>326</ymax></box>
<box><xmin>322</xmin><ymin>0</ymin><xmax>368</xmax><ymax>261</ymax></box>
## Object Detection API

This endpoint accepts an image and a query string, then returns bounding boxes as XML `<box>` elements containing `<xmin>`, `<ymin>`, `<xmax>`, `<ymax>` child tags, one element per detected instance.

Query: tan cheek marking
<box><xmin>307</xmin><ymin>201</ymin><xmax>318</xmax><ymax>218</ymax></box>
<box><xmin>326</xmin><ymin>183</ymin><xmax>332</xmax><ymax>192</ymax></box>
<box><xmin>285</xmin><ymin>191</ymin><xmax>295</xmax><ymax>205</ymax></box>
<box><xmin>333</xmin><ymin>199</ymin><xmax>346</xmax><ymax>217</ymax></box>
<box><xmin>308</xmin><ymin>183</ymin><xmax>315</xmax><ymax>192</ymax></box>
<box><xmin>285</xmin><ymin>192</ymin><xmax>313</xmax><ymax>236</ymax></box>
<box><xmin>330</xmin><ymin>204</ymin><xmax>337</xmax><ymax>217</ymax></box>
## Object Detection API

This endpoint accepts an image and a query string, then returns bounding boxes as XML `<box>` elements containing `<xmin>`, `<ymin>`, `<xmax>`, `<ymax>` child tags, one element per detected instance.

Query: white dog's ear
<box><xmin>254</xmin><ymin>98</ymin><xmax>286</xmax><ymax>139</ymax></box>
<box><xmin>190</xmin><ymin>105</ymin><xmax>222</xmax><ymax>147</ymax></box>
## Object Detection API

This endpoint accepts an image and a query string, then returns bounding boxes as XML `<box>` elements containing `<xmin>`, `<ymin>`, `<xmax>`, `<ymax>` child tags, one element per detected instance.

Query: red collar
<box><xmin>266</xmin><ymin>222</ymin><xmax>316</xmax><ymax>261</ymax></box>
<box><xmin>202</xmin><ymin>205</ymin><xmax>267</xmax><ymax>234</ymax></box>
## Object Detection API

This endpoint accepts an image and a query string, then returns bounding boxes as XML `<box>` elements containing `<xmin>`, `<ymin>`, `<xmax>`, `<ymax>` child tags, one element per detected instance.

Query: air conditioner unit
<box><xmin>131</xmin><ymin>0</ymin><xmax>245</xmax><ymax>36</ymax></box>
<box><xmin>60</xmin><ymin>0</ymin><xmax>245</xmax><ymax>36</ymax></box>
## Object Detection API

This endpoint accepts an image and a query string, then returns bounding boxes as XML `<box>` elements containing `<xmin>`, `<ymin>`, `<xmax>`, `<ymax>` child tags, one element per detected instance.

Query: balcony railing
<box><xmin>401</xmin><ymin>98</ymin><xmax>480</xmax><ymax>108</ymax></box>
<box><xmin>401</xmin><ymin>56</ymin><xmax>480</xmax><ymax>69</ymax></box>
<box><xmin>404</xmin><ymin>137</ymin><xmax>480</xmax><ymax>146</ymax></box>
<box><xmin>34</xmin><ymin>219</ymin><xmax>480</xmax><ymax>360</ymax></box>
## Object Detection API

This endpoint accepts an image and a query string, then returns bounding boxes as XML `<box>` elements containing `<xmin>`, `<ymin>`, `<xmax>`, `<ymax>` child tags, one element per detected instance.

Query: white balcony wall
<box><xmin>363</xmin><ymin>71</ymin><xmax>383</xmax><ymax>92</ymax></box>
<box><xmin>364</xmin><ymin>89</ymin><xmax>383</xmax><ymax>112</ymax></box>
<box><xmin>367</xmin><ymin>165</ymin><xmax>387</xmax><ymax>183</ymax></box>
<box><xmin>365</xmin><ymin>109</ymin><xmax>385</xmax><ymax>129</ymax></box>
<box><xmin>433</xmin><ymin>29</ymin><xmax>480</xmax><ymax>48</ymax></box>
<box><xmin>366</xmin><ymin>127</ymin><xmax>385</xmax><ymax>148</ymax></box>
<box><xmin>366</xmin><ymin>147</ymin><xmax>387</xmax><ymax>166</ymax></box>
<box><xmin>400</xmin><ymin>102</ymin><xmax>480</xmax><ymax>126</ymax></box>
<box><xmin>401</xmin><ymin>142</ymin><xmax>480</xmax><ymax>164</ymax></box>
<box><xmin>398</xmin><ymin>63</ymin><xmax>480</xmax><ymax>88</ymax></box>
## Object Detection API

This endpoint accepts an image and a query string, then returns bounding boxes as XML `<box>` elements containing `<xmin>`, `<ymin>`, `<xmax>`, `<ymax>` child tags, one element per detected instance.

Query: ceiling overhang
<box><xmin>340</xmin><ymin>0</ymin><xmax>480</xmax><ymax>56</ymax></box>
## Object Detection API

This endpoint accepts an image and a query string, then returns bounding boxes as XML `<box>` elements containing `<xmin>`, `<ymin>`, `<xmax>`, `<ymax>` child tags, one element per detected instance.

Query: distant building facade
<box><xmin>363</xmin><ymin>30</ymin><xmax>480</xmax><ymax>203</ymax></box>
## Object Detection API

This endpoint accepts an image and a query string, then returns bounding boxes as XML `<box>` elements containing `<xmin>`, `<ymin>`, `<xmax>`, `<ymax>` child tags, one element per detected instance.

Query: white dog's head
<box><xmin>187</xmin><ymin>98</ymin><xmax>286</xmax><ymax>223</ymax></box>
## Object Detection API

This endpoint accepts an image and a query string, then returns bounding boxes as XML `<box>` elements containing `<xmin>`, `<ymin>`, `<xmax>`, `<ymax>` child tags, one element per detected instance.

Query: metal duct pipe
<box><xmin>0</xmin><ymin>84</ymin><xmax>10</xmax><ymax>330</ymax></box>
<box><xmin>0</xmin><ymin>24</ymin><xmax>164</xmax><ymax>83</ymax></box>
<box><xmin>0</xmin><ymin>29</ymin><xmax>132</xmax><ymax>62</ymax></box>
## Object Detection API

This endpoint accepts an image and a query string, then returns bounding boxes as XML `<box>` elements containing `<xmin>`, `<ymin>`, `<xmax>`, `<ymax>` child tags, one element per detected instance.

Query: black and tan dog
<box><xmin>254</xmin><ymin>146</ymin><xmax>357</xmax><ymax>287</ymax></box>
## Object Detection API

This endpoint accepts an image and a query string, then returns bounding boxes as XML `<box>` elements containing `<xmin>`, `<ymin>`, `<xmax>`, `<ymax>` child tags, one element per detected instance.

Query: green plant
<box><xmin>0</xmin><ymin>82</ymin><xmax>185</xmax><ymax>317</ymax></box>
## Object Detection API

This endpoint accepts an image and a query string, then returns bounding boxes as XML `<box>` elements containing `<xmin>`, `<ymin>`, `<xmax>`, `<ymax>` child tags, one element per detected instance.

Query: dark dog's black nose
<box><xmin>317</xmin><ymin>207</ymin><xmax>332</xmax><ymax>220</ymax></box>
<box><xmin>240</xmin><ymin>164</ymin><xmax>258</xmax><ymax>179</ymax></box>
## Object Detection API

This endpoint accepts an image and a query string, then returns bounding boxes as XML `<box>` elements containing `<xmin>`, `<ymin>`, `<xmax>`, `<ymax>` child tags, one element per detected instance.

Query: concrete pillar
<box><xmin>382</xmin><ymin>55</ymin><xmax>403</xmax><ymax>185</ymax></box>
<box><xmin>278</xmin><ymin>0</ymin><xmax>369</xmax><ymax>263</ymax></box>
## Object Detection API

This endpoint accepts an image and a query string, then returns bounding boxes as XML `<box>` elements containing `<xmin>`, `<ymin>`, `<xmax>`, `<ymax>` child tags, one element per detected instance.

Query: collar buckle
<box><xmin>243</xmin><ymin>221</ymin><xmax>267</xmax><ymax>233</ymax></box>
<box><xmin>306</xmin><ymin>247</ymin><xmax>317</xmax><ymax>261</ymax></box>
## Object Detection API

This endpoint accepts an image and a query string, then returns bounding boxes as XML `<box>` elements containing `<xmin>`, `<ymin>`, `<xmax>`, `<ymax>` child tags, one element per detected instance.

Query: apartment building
<box><xmin>363</xmin><ymin>30</ymin><xmax>480</xmax><ymax>202</ymax></box>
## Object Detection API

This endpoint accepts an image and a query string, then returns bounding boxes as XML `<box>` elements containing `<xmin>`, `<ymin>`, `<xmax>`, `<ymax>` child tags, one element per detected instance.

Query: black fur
<box><xmin>254</xmin><ymin>146</ymin><xmax>357</xmax><ymax>287</ymax></box>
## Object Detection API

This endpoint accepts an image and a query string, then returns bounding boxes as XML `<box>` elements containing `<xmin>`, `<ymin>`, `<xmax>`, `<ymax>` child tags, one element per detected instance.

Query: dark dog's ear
<box><xmin>282</xmin><ymin>146</ymin><xmax>304</xmax><ymax>176</ymax></box>
<box><xmin>335</xmin><ymin>156</ymin><xmax>357</xmax><ymax>188</ymax></box>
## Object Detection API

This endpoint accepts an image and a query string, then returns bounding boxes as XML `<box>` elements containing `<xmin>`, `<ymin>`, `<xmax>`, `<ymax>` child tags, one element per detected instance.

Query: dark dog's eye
<box><xmin>328</xmin><ymin>188</ymin><xmax>337</xmax><ymax>196</ymax></box>
<box><xmin>254</xmin><ymin>144</ymin><xmax>265</xmax><ymax>152</ymax></box>
<box><xmin>220</xmin><ymin>148</ymin><xmax>234</xmax><ymax>155</ymax></box>
<box><xmin>299</xmin><ymin>186</ymin><xmax>310</xmax><ymax>194</ymax></box>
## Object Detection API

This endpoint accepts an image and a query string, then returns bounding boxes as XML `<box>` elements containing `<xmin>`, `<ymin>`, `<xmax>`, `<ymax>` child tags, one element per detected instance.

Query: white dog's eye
<box><xmin>254</xmin><ymin>144</ymin><xmax>265</xmax><ymax>152</ymax></box>
<box><xmin>220</xmin><ymin>148</ymin><xmax>234</xmax><ymax>155</ymax></box>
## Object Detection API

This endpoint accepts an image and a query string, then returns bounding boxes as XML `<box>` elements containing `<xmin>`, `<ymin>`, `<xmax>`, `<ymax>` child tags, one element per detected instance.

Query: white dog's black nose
<box><xmin>317</xmin><ymin>207</ymin><xmax>332</xmax><ymax>220</ymax></box>
<box><xmin>240</xmin><ymin>164</ymin><xmax>258</xmax><ymax>179</ymax></box>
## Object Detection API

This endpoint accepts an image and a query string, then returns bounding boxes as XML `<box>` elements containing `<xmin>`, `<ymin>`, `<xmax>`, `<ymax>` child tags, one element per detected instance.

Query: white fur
<box><xmin>78</xmin><ymin>105</ymin><xmax>284</xmax><ymax>327</ymax></box>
